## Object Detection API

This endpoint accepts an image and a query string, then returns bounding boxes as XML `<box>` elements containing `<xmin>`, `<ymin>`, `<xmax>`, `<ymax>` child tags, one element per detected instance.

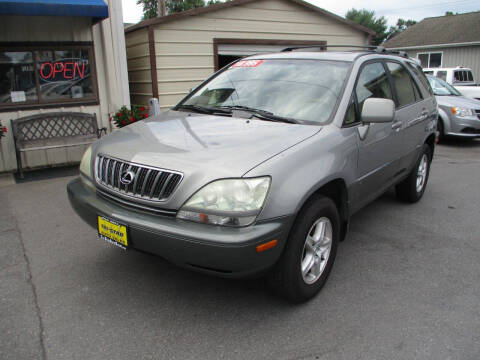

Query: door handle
<box><xmin>392</xmin><ymin>122</ymin><xmax>402</xmax><ymax>130</ymax></box>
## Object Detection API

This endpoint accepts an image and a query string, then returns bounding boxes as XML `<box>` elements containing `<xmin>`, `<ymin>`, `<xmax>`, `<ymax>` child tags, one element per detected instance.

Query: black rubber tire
<box><xmin>395</xmin><ymin>144</ymin><xmax>432</xmax><ymax>203</ymax></box>
<box><xmin>437</xmin><ymin>118</ymin><xmax>445</xmax><ymax>143</ymax></box>
<box><xmin>267</xmin><ymin>196</ymin><xmax>340</xmax><ymax>303</ymax></box>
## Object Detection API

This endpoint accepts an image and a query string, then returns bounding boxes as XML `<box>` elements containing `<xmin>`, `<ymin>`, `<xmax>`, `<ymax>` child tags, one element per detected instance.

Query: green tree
<box><xmin>385</xmin><ymin>18</ymin><xmax>417</xmax><ymax>41</ymax></box>
<box><xmin>345</xmin><ymin>8</ymin><xmax>388</xmax><ymax>45</ymax></box>
<box><xmin>137</xmin><ymin>0</ymin><xmax>225</xmax><ymax>19</ymax></box>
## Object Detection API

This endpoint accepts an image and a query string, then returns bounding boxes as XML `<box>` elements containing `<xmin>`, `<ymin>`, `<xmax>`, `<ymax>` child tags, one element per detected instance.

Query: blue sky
<box><xmin>121</xmin><ymin>0</ymin><xmax>480</xmax><ymax>25</ymax></box>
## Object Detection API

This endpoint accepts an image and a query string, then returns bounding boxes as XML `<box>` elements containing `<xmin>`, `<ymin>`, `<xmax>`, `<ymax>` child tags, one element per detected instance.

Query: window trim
<box><xmin>385</xmin><ymin>60</ymin><xmax>424</xmax><ymax>110</ymax></box>
<box><xmin>0</xmin><ymin>42</ymin><xmax>99</xmax><ymax>112</ymax></box>
<box><xmin>417</xmin><ymin>51</ymin><xmax>443</xmax><ymax>68</ymax></box>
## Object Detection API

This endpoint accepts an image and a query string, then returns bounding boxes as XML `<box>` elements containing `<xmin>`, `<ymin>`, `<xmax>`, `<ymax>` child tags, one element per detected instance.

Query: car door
<box><xmin>387</xmin><ymin>61</ymin><xmax>436</xmax><ymax>172</ymax></box>
<box><xmin>349</xmin><ymin>61</ymin><xmax>404</xmax><ymax>211</ymax></box>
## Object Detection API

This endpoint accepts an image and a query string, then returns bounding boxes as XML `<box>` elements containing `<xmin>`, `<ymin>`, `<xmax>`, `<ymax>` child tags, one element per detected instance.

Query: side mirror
<box><xmin>361</xmin><ymin>98</ymin><xmax>395</xmax><ymax>123</ymax></box>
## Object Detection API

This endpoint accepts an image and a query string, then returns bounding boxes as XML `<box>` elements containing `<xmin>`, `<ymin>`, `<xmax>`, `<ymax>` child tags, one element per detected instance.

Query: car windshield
<box><xmin>427</xmin><ymin>75</ymin><xmax>461</xmax><ymax>96</ymax></box>
<box><xmin>176</xmin><ymin>59</ymin><xmax>351</xmax><ymax>124</ymax></box>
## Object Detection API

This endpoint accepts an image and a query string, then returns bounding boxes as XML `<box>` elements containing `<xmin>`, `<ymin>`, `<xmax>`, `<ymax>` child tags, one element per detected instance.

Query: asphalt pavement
<box><xmin>1</xmin><ymin>139</ymin><xmax>479</xmax><ymax>360</ymax></box>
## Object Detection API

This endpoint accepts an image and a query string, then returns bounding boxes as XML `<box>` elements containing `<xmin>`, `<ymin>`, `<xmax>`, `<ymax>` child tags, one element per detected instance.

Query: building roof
<box><xmin>125</xmin><ymin>0</ymin><xmax>375</xmax><ymax>36</ymax></box>
<box><xmin>384</xmin><ymin>11</ymin><xmax>480</xmax><ymax>49</ymax></box>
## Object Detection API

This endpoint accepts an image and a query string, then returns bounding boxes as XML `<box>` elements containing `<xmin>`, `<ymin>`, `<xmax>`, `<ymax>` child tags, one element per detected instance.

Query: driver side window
<box><xmin>344</xmin><ymin>62</ymin><xmax>393</xmax><ymax>126</ymax></box>
<box><xmin>356</xmin><ymin>62</ymin><xmax>393</xmax><ymax>114</ymax></box>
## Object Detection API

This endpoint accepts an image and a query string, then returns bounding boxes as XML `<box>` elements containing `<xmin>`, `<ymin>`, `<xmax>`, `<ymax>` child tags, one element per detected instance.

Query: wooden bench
<box><xmin>11</xmin><ymin>112</ymin><xmax>106</xmax><ymax>178</ymax></box>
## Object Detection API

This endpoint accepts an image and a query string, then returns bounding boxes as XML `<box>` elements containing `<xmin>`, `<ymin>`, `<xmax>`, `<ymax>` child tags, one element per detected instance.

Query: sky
<box><xmin>121</xmin><ymin>0</ymin><xmax>480</xmax><ymax>26</ymax></box>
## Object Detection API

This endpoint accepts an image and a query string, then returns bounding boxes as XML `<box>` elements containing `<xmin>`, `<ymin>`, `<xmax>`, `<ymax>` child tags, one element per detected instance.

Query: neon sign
<box><xmin>39</xmin><ymin>58</ymin><xmax>88</xmax><ymax>83</ymax></box>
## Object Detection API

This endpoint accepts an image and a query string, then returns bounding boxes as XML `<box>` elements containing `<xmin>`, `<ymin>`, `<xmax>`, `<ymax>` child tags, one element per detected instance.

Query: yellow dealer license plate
<box><xmin>98</xmin><ymin>216</ymin><xmax>128</xmax><ymax>249</ymax></box>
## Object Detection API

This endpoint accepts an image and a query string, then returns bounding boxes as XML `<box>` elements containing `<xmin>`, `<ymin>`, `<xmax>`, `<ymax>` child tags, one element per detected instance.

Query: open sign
<box><xmin>39</xmin><ymin>58</ymin><xmax>89</xmax><ymax>83</ymax></box>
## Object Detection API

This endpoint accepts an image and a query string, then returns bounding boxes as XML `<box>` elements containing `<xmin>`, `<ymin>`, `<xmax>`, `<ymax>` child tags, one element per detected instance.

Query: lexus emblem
<box><xmin>120</xmin><ymin>171</ymin><xmax>135</xmax><ymax>185</ymax></box>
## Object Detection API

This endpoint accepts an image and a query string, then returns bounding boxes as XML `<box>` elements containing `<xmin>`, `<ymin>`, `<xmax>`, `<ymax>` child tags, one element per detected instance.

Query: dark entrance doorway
<box><xmin>218</xmin><ymin>55</ymin><xmax>243</xmax><ymax>69</ymax></box>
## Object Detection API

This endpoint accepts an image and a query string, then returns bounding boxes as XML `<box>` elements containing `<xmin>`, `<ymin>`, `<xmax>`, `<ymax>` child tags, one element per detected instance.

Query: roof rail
<box><xmin>281</xmin><ymin>44</ymin><xmax>409</xmax><ymax>58</ymax></box>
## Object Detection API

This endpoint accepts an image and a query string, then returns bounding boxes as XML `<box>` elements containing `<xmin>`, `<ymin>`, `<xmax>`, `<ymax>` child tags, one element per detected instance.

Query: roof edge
<box><xmin>125</xmin><ymin>0</ymin><xmax>375</xmax><ymax>36</ymax></box>
<box><xmin>386</xmin><ymin>41</ymin><xmax>480</xmax><ymax>51</ymax></box>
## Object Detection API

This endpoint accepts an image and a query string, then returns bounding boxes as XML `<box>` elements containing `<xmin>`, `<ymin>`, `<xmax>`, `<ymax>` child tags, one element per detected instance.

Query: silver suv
<box><xmin>68</xmin><ymin>48</ymin><xmax>437</xmax><ymax>302</ymax></box>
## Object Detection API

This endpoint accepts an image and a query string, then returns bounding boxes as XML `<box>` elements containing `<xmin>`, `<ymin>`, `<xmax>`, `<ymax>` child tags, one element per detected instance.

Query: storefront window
<box><xmin>0</xmin><ymin>45</ymin><xmax>97</xmax><ymax>110</ymax></box>
<box><xmin>0</xmin><ymin>52</ymin><xmax>37</xmax><ymax>103</ymax></box>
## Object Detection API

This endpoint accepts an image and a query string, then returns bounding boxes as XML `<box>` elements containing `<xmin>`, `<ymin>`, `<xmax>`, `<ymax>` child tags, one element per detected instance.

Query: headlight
<box><xmin>79</xmin><ymin>146</ymin><xmax>92</xmax><ymax>178</ymax></box>
<box><xmin>177</xmin><ymin>177</ymin><xmax>271</xmax><ymax>226</ymax></box>
<box><xmin>451</xmin><ymin>107</ymin><xmax>475</xmax><ymax>117</ymax></box>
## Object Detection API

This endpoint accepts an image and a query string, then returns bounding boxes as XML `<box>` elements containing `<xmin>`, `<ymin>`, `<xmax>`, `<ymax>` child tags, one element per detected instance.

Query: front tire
<box><xmin>437</xmin><ymin>118</ymin><xmax>445</xmax><ymax>143</ymax></box>
<box><xmin>395</xmin><ymin>144</ymin><xmax>432</xmax><ymax>203</ymax></box>
<box><xmin>267</xmin><ymin>196</ymin><xmax>339</xmax><ymax>303</ymax></box>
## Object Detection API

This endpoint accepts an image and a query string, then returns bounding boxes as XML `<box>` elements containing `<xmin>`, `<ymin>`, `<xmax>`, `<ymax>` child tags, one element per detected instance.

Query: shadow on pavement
<box><xmin>13</xmin><ymin>165</ymin><xmax>79</xmax><ymax>183</ymax></box>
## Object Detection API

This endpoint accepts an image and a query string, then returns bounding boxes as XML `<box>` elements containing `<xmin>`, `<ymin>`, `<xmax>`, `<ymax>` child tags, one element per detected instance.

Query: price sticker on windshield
<box><xmin>231</xmin><ymin>60</ymin><xmax>264</xmax><ymax>68</ymax></box>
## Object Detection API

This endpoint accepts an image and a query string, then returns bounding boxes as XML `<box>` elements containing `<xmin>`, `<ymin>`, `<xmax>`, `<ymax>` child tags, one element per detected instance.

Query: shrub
<box><xmin>111</xmin><ymin>105</ymin><xmax>150</xmax><ymax>128</ymax></box>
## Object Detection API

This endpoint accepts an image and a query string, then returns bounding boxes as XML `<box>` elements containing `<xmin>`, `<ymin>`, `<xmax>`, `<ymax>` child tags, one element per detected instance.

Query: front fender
<box><xmin>438</xmin><ymin>107</ymin><xmax>452</xmax><ymax>133</ymax></box>
<box><xmin>244</xmin><ymin>125</ymin><xmax>357</xmax><ymax>221</ymax></box>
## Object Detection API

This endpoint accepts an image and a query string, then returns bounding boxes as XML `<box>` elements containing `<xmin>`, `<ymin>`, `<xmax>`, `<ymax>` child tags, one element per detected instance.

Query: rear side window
<box><xmin>406</xmin><ymin>62</ymin><xmax>433</xmax><ymax>97</ymax></box>
<box><xmin>355</xmin><ymin>62</ymin><xmax>393</xmax><ymax>114</ymax></box>
<box><xmin>454</xmin><ymin>70</ymin><xmax>473</xmax><ymax>83</ymax></box>
<box><xmin>387</xmin><ymin>62</ymin><xmax>418</xmax><ymax>107</ymax></box>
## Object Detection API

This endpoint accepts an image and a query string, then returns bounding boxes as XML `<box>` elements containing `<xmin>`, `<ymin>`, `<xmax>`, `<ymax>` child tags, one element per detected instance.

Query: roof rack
<box><xmin>281</xmin><ymin>44</ymin><xmax>408</xmax><ymax>58</ymax></box>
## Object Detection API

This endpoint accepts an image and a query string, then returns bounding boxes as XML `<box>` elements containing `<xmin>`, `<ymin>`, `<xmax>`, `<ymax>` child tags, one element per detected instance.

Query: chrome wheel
<box><xmin>301</xmin><ymin>217</ymin><xmax>332</xmax><ymax>285</ymax></box>
<box><xmin>416</xmin><ymin>154</ymin><xmax>428</xmax><ymax>193</ymax></box>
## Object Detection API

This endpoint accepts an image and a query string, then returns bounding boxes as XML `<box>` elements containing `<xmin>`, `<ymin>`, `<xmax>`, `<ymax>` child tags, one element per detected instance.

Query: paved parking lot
<box><xmin>1</xmin><ymin>140</ymin><xmax>480</xmax><ymax>360</ymax></box>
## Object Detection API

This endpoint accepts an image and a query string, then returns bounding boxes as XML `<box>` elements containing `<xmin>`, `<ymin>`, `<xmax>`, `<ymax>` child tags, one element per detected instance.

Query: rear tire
<box><xmin>395</xmin><ymin>144</ymin><xmax>432</xmax><ymax>203</ymax></box>
<box><xmin>267</xmin><ymin>196</ymin><xmax>339</xmax><ymax>303</ymax></box>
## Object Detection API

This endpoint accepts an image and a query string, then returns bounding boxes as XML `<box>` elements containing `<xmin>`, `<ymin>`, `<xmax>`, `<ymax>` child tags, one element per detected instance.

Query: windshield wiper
<box><xmin>218</xmin><ymin>105</ymin><xmax>299</xmax><ymax>124</ymax></box>
<box><xmin>177</xmin><ymin>104</ymin><xmax>231</xmax><ymax>115</ymax></box>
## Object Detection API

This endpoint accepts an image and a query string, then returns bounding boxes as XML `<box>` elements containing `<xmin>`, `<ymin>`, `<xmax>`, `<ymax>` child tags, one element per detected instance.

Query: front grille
<box><xmin>95</xmin><ymin>155</ymin><xmax>183</xmax><ymax>202</ymax></box>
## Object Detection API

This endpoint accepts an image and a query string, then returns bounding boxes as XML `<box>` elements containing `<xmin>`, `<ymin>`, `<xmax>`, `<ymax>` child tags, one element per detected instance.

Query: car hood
<box><xmin>94</xmin><ymin>110</ymin><xmax>320</xmax><ymax>179</ymax></box>
<box><xmin>435</xmin><ymin>95</ymin><xmax>480</xmax><ymax>109</ymax></box>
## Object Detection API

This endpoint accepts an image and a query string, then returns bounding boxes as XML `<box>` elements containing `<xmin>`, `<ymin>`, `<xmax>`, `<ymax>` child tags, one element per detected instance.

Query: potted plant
<box><xmin>0</xmin><ymin>121</ymin><xmax>6</xmax><ymax>138</ymax></box>
<box><xmin>111</xmin><ymin>105</ymin><xmax>149</xmax><ymax>128</ymax></box>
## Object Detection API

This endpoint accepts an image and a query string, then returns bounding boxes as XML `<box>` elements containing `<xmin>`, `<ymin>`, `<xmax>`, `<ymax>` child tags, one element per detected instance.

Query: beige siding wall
<box><xmin>126</xmin><ymin>0</ymin><xmax>368</xmax><ymax>109</ymax></box>
<box><xmin>125</xmin><ymin>29</ymin><xmax>151</xmax><ymax>105</ymax></box>
<box><xmin>406</xmin><ymin>45</ymin><xmax>480</xmax><ymax>81</ymax></box>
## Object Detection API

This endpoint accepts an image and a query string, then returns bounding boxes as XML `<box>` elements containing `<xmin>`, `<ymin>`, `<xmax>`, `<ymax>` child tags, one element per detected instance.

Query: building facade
<box><xmin>0</xmin><ymin>0</ymin><xmax>130</xmax><ymax>173</ymax></box>
<box><xmin>125</xmin><ymin>0</ymin><xmax>374</xmax><ymax>110</ymax></box>
<box><xmin>384</xmin><ymin>12</ymin><xmax>480</xmax><ymax>81</ymax></box>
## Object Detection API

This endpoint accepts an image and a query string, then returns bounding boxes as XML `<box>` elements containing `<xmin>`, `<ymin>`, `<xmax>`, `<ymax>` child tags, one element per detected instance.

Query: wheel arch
<box><xmin>294</xmin><ymin>178</ymin><xmax>350</xmax><ymax>242</ymax></box>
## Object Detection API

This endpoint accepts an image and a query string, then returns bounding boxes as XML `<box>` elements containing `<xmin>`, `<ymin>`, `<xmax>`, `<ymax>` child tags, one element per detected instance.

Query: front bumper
<box><xmin>448</xmin><ymin>115</ymin><xmax>480</xmax><ymax>137</ymax></box>
<box><xmin>67</xmin><ymin>177</ymin><xmax>293</xmax><ymax>278</ymax></box>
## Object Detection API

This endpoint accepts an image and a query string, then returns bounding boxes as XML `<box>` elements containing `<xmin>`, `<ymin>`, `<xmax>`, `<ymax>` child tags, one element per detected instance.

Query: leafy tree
<box><xmin>385</xmin><ymin>18</ymin><xmax>417</xmax><ymax>41</ymax></box>
<box><xmin>137</xmin><ymin>0</ymin><xmax>225</xmax><ymax>19</ymax></box>
<box><xmin>345</xmin><ymin>8</ymin><xmax>388</xmax><ymax>45</ymax></box>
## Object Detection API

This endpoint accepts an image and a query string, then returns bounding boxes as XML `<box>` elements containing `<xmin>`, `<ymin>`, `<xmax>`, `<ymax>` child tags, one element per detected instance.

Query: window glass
<box><xmin>429</xmin><ymin>53</ymin><xmax>442</xmax><ymax>67</ymax></box>
<box><xmin>454</xmin><ymin>70</ymin><xmax>464</xmax><ymax>82</ymax></box>
<box><xmin>0</xmin><ymin>51</ymin><xmax>37</xmax><ymax>104</ymax></box>
<box><xmin>36</xmin><ymin>49</ymin><xmax>93</xmax><ymax>101</ymax></box>
<box><xmin>343</xmin><ymin>99</ymin><xmax>356</xmax><ymax>125</ymax></box>
<box><xmin>467</xmin><ymin>71</ymin><xmax>473</xmax><ymax>82</ymax></box>
<box><xmin>387</xmin><ymin>62</ymin><xmax>416</xmax><ymax>107</ymax></box>
<box><xmin>437</xmin><ymin>71</ymin><xmax>447</xmax><ymax>81</ymax></box>
<box><xmin>355</xmin><ymin>62</ymin><xmax>393</xmax><ymax>115</ymax></box>
<box><xmin>0</xmin><ymin>46</ymin><xmax>96</xmax><ymax>109</ymax></box>
<box><xmin>182</xmin><ymin>59</ymin><xmax>350</xmax><ymax>123</ymax></box>
<box><xmin>407</xmin><ymin>62</ymin><xmax>434</xmax><ymax>97</ymax></box>
<box><xmin>418</xmin><ymin>54</ymin><xmax>429</xmax><ymax>68</ymax></box>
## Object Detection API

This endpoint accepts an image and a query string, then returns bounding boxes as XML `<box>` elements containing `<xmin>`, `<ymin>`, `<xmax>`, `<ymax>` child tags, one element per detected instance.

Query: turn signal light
<box><xmin>256</xmin><ymin>239</ymin><xmax>278</xmax><ymax>253</ymax></box>
<box><xmin>451</xmin><ymin>107</ymin><xmax>456</xmax><ymax>115</ymax></box>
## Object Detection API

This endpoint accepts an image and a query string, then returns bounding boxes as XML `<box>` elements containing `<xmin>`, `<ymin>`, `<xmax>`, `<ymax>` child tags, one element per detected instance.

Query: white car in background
<box><xmin>423</xmin><ymin>67</ymin><xmax>480</xmax><ymax>100</ymax></box>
